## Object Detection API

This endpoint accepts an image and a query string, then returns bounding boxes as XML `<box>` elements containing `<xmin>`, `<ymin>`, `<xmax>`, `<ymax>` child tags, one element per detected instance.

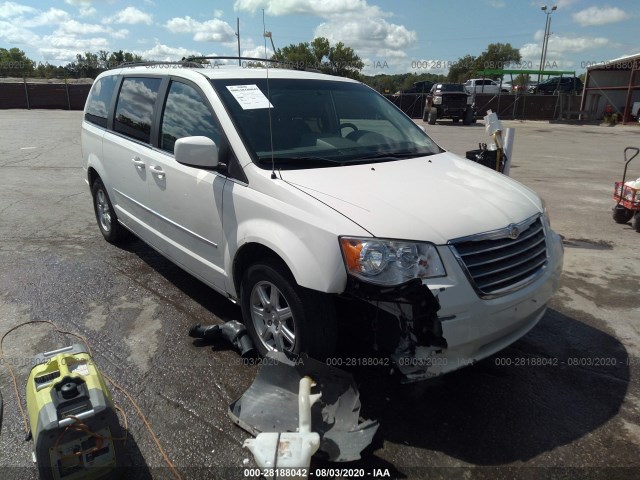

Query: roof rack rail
<box><xmin>183</xmin><ymin>55</ymin><xmax>283</xmax><ymax>65</ymax></box>
<box><xmin>182</xmin><ymin>56</ymin><xmax>320</xmax><ymax>72</ymax></box>
<box><xmin>113</xmin><ymin>60</ymin><xmax>204</xmax><ymax>69</ymax></box>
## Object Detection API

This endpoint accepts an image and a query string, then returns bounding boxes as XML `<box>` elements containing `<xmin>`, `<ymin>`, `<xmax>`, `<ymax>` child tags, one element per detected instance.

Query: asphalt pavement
<box><xmin>0</xmin><ymin>110</ymin><xmax>639</xmax><ymax>479</ymax></box>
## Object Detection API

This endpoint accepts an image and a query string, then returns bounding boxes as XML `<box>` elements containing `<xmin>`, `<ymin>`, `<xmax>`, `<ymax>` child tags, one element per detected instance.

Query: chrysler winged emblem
<box><xmin>508</xmin><ymin>224</ymin><xmax>520</xmax><ymax>240</ymax></box>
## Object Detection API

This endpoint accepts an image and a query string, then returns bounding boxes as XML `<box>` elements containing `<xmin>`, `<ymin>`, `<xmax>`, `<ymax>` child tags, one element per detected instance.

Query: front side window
<box><xmin>114</xmin><ymin>77</ymin><xmax>162</xmax><ymax>143</ymax></box>
<box><xmin>85</xmin><ymin>75</ymin><xmax>118</xmax><ymax>128</ymax></box>
<box><xmin>160</xmin><ymin>81</ymin><xmax>220</xmax><ymax>154</ymax></box>
<box><xmin>212</xmin><ymin>78</ymin><xmax>441</xmax><ymax>169</ymax></box>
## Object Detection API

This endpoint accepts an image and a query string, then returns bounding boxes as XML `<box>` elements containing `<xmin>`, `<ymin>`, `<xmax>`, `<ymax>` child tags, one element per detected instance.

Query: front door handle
<box><xmin>150</xmin><ymin>165</ymin><xmax>165</xmax><ymax>180</ymax></box>
<box><xmin>131</xmin><ymin>157</ymin><xmax>145</xmax><ymax>169</ymax></box>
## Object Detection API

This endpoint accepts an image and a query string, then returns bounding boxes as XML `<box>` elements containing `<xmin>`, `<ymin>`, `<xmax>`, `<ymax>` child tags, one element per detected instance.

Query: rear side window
<box><xmin>160</xmin><ymin>81</ymin><xmax>220</xmax><ymax>154</ymax></box>
<box><xmin>85</xmin><ymin>76</ymin><xmax>117</xmax><ymax>128</ymax></box>
<box><xmin>114</xmin><ymin>77</ymin><xmax>162</xmax><ymax>143</ymax></box>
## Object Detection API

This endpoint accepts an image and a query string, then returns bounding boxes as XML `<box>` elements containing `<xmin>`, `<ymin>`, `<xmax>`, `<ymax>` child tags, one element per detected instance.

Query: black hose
<box><xmin>189</xmin><ymin>321</ymin><xmax>256</xmax><ymax>357</ymax></box>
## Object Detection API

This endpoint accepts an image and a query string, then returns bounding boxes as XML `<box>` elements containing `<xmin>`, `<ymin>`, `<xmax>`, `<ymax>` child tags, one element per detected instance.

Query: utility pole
<box><xmin>236</xmin><ymin>17</ymin><xmax>241</xmax><ymax>65</ymax></box>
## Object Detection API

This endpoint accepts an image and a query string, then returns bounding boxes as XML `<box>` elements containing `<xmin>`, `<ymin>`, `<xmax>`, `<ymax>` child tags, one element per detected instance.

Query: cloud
<box><xmin>489</xmin><ymin>0</ymin><xmax>506</xmax><ymax>8</ymax></box>
<box><xmin>57</xmin><ymin>19</ymin><xmax>106</xmax><ymax>35</ymax></box>
<box><xmin>0</xmin><ymin>1</ymin><xmax>37</xmax><ymax>18</ymax></box>
<box><xmin>314</xmin><ymin>17</ymin><xmax>416</xmax><ymax>56</ymax></box>
<box><xmin>138</xmin><ymin>43</ymin><xmax>202</xmax><ymax>61</ymax></box>
<box><xmin>520</xmin><ymin>31</ymin><xmax>618</xmax><ymax>70</ymax></box>
<box><xmin>111</xmin><ymin>29</ymin><xmax>129</xmax><ymax>39</ymax></box>
<box><xmin>165</xmin><ymin>16</ymin><xmax>236</xmax><ymax>42</ymax></box>
<box><xmin>22</xmin><ymin>8</ymin><xmax>70</xmax><ymax>27</ymax></box>
<box><xmin>79</xmin><ymin>6</ymin><xmax>97</xmax><ymax>17</ymax></box>
<box><xmin>242</xmin><ymin>45</ymin><xmax>273</xmax><ymax>59</ymax></box>
<box><xmin>235</xmin><ymin>0</ymin><xmax>415</xmax><ymax>61</ymax></box>
<box><xmin>0</xmin><ymin>19</ymin><xmax>40</xmax><ymax>44</ymax></box>
<box><xmin>573</xmin><ymin>6</ymin><xmax>628</xmax><ymax>26</ymax></box>
<box><xmin>233</xmin><ymin>0</ymin><xmax>385</xmax><ymax>17</ymax></box>
<box><xmin>105</xmin><ymin>6</ymin><xmax>153</xmax><ymax>25</ymax></box>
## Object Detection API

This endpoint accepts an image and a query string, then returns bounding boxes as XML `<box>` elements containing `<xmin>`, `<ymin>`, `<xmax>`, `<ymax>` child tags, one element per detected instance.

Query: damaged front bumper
<box><xmin>343</xmin><ymin>230</ymin><xmax>563</xmax><ymax>383</ymax></box>
<box><xmin>344</xmin><ymin>277</ymin><xmax>450</xmax><ymax>382</ymax></box>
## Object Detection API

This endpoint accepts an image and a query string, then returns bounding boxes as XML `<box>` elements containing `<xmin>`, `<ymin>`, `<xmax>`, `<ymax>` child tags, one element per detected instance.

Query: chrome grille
<box><xmin>449</xmin><ymin>215</ymin><xmax>548</xmax><ymax>298</ymax></box>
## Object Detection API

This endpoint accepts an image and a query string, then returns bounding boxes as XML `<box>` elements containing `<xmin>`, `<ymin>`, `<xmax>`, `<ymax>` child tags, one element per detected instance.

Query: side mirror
<box><xmin>174</xmin><ymin>136</ymin><xmax>219</xmax><ymax>168</ymax></box>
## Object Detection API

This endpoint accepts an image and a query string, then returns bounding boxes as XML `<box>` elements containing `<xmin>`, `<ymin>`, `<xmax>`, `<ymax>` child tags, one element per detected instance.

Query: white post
<box><xmin>503</xmin><ymin>127</ymin><xmax>515</xmax><ymax>176</ymax></box>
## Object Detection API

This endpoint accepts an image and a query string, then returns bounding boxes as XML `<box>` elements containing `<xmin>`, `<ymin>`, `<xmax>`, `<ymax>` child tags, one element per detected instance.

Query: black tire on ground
<box><xmin>612</xmin><ymin>205</ymin><xmax>634</xmax><ymax>224</ymax></box>
<box><xmin>240</xmin><ymin>258</ymin><xmax>337</xmax><ymax>359</ymax></box>
<box><xmin>91</xmin><ymin>178</ymin><xmax>131</xmax><ymax>244</ymax></box>
<box><xmin>632</xmin><ymin>212</ymin><xmax>640</xmax><ymax>233</ymax></box>
<box><xmin>452</xmin><ymin>118</ymin><xmax>460</xmax><ymax>123</ymax></box>
<box><xmin>427</xmin><ymin>108</ymin><xmax>437</xmax><ymax>125</ymax></box>
<box><xmin>463</xmin><ymin>108</ymin><xmax>473</xmax><ymax>125</ymax></box>
<box><xmin>422</xmin><ymin>107</ymin><xmax>429</xmax><ymax>122</ymax></box>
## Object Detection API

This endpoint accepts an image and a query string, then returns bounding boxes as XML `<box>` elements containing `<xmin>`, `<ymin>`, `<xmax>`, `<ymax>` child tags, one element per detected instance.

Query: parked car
<box><xmin>514</xmin><ymin>81</ymin><xmax>537</xmax><ymax>93</ymax></box>
<box><xmin>82</xmin><ymin>63</ymin><xmax>563</xmax><ymax>380</ymax></box>
<box><xmin>464</xmin><ymin>78</ymin><xmax>509</xmax><ymax>95</ymax></box>
<box><xmin>394</xmin><ymin>80</ymin><xmax>434</xmax><ymax>95</ymax></box>
<box><xmin>528</xmin><ymin>76</ymin><xmax>583</xmax><ymax>95</ymax></box>
<box><xmin>423</xmin><ymin>83</ymin><xmax>474</xmax><ymax>125</ymax></box>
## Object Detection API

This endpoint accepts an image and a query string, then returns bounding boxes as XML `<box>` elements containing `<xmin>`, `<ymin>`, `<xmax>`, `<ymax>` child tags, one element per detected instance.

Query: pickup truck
<box><xmin>464</xmin><ymin>78</ymin><xmax>509</xmax><ymax>95</ymax></box>
<box><xmin>423</xmin><ymin>83</ymin><xmax>474</xmax><ymax>125</ymax></box>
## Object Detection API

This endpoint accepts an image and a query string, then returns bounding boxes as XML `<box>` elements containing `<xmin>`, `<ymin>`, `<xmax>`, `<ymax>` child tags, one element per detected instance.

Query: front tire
<box><xmin>91</xmin><ymin>178</ymin><xmax>130</xmax><ymax>244</ymax></box>
<box><xmin>427</xmin><ymin>108</ymin><xmax>437</xmax><ymax>125</ymax></box>
<box><xmin>240</xmin><ymin>259</ymin><xmax>336</xmax><ymax>359</ymax></box>
<box><xmin>463</xmin><ymin>108</ymin><xmax>473</xmax><ymax>125</ymax></box>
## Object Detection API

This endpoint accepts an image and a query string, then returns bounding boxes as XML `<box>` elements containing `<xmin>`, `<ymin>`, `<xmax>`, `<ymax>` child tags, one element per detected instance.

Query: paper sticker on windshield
<box><xmin>226</xmin><ymin>85</ymin><xmax>273</xmax><ymax>110</ymax></box>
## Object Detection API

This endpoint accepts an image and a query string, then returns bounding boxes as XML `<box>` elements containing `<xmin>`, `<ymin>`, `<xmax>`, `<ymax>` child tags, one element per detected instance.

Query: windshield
<box><xmin>211</xmin><ymin>78</ymin><xmax>441</xmax><ymax>168</ymax></box>
<box><xmin>433</xmin><ymin>84</ymin><xmax>465</xmax><ymax>93</ymax></box>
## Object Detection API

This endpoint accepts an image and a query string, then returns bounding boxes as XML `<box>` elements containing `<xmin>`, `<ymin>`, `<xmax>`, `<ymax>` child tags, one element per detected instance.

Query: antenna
<box><xmin>262</xmin><ymin>9</ymin><xmax>277</xmax><ymax>180</ymax></box>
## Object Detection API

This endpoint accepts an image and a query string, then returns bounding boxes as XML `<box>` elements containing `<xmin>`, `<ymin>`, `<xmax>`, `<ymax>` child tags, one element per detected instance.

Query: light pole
<box><xmin>537</xmin><ymin>5</ymin><xmax>557</xmax><ymax>84</ymax></box>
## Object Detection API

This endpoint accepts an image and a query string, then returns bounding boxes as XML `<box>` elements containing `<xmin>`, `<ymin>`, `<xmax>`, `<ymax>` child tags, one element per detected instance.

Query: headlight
<box><xmin>340</xmin><ymin>237</ymin><xmax>446</xmax><ymax>286</ymax></box>
<box><xmin>433</xmin><ymin>96</ymin><xmax>442</xmax><ymax>105</ymax></box>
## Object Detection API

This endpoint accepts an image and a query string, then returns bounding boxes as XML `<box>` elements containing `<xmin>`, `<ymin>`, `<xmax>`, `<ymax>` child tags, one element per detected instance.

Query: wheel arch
<box><xmin>229</xmin><ymin>231</ymin><xmax>347</xmax><ymax>299</ymax></box>
<box><xmin>87</xmin><ymin>166</ymin><xmax>100</xmax><ymax>188</ymax></box>
<box><xmin>232</xmin><ymin>243</ymin><xmax>288</xmax><ymax>297</ymax></box>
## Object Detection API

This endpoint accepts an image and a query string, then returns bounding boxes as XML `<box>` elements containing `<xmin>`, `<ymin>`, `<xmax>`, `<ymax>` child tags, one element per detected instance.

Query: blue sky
<box><xmin>0</xmin><ymin>0</ymin><xmax>637</xmax><ymax>75</ymax></box>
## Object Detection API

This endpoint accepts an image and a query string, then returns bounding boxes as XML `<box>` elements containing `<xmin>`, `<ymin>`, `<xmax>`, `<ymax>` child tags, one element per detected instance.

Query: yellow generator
<box><xmin>26</xmin><ymin>344</ymin><xmax>125</xmax><ymax>480</ymax></box>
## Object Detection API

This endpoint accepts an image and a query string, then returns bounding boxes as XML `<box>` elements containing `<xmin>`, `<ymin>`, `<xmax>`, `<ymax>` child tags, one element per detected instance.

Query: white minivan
<box><xmin>82</xmin><ymin>63</ymin><xmax>563</xmax><ymax>381</ymax></box>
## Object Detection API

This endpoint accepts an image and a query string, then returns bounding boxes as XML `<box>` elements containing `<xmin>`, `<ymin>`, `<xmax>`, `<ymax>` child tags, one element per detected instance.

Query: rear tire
<box><xmin>427</xmin><ymin>108</ymin><xmax>437</xmax><ymax>125</ymax></box>
<box><xmin>240</xmin><ymin>258</ymin><xmax>337</xmax><ymax>359</ymax></box>
<box><xmin>612</xmin><ymin>205</ymin><xmax>634</xmax><ymax>224</ymax></box>
<box><xmin>91</xmin><ymin>178</ymin><xmax>131</xmax><ymax>244</ymax></box>
<box><xmin>632</xmin><ymin>212</ymin><xmax>640</xmax><ymax>233</ymax></box>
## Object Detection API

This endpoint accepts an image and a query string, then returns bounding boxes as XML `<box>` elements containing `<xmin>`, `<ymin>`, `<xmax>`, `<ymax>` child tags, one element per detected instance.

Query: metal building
<box><xmin>580</xmin><ymin>53</ymin><xmax>640</xmax><ymax>124</ymax></box>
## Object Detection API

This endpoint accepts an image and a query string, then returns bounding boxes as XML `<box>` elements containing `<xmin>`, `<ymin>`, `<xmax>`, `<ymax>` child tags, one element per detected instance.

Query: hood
<box><xmin>279</xmin><ymin>152</ymin><xmax>542</xmax><ymax>244</ymax></box>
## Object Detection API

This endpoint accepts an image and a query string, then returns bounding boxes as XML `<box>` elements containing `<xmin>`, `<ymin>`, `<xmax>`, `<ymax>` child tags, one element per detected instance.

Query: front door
<box><xmin>145</xmin><ymin>79</ymin><xmax>227</xmax><ymax>290</ymax></box>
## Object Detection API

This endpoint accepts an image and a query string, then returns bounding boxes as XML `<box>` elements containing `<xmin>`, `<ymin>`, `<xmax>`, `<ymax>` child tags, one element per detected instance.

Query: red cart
<box><xmin>612</xmin><ymin>147</ymin><xmax>640</xmax><ymax>232</ymax></box>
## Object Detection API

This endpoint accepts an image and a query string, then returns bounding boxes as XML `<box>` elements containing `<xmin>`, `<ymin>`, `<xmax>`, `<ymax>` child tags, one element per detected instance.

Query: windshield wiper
<box><xmin>257</xmin><ymin>155</ymin><xmax>344</xmax><ymax>166</ymax></box>
<box><xmin>351</xmin><ymin>151</ymin><xmax>436</xmax><ymax>163</ymax></box>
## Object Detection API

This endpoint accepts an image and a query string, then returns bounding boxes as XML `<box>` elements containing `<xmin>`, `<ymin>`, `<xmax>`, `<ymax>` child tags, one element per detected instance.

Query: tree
<box><xmin>447</xmin><ymin>43</ymin><xmax>521</xmax><ymax>83</ymax></box>
<box><xmin>64</xmin><ymin>50</ymin><xmax>145</xmax><ymax>78</ymax></box>
<box><xmin>0</xmin><ymin>48</ymin><xmax>35</xmax><ymax>76</ymax></box>
<box><xmin>447</xmin><ymin>54</ymin><xmax>478</xmax><ymax>83</ymax></box>
<box><xmin>477</xmin><ymin>42</ymin><xmax>521</xmax><ymax>75</ymax></box>
<box><xmin>271</xmin><ymin>37</ymin><xmax>364</xmax><ymax>80</ymax></box>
